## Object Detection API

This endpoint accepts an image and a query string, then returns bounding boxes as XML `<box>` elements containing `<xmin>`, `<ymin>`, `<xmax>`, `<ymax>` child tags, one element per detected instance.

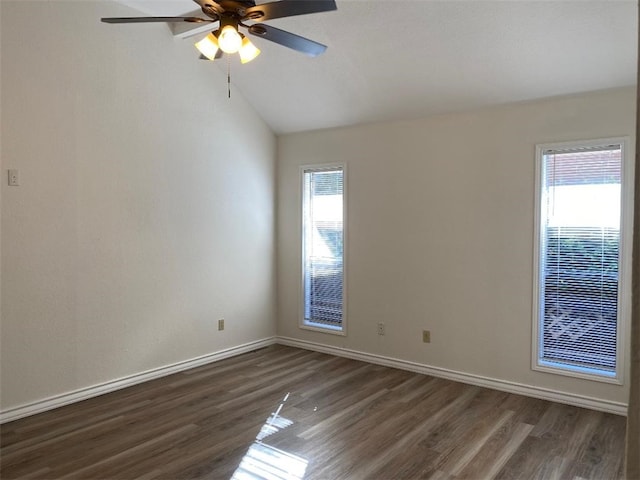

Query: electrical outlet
<box><xmin>218</xmin><ymin>319</ymin><xmax>225</xmax><ymax>331</ymax></box>
<box><xmin>377</xmin><ymin>322</ymin><xmax>385</xmax><ymax>336</ymax></box>
<box><xmin>422</xmin><ymin>330</ymin><xmax>431</xmax><ymax>343</ymax></box>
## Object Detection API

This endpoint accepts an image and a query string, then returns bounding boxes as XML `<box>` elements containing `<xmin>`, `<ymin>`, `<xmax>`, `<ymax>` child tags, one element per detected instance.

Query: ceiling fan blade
<box><xmin>248</xmin><ymin>24</ymin><xmax>327</xmax><ymax>56</ymax></box>
<box><xmin>191</xmin><ymin>0</ymin><xmax>226</xmax><ymax>19</ymax></box>
<box><xmin>243</xmin><ymin>0</ymin><xmax>336</xmax><ymax>22</ymax></box>
<box><xmin>101</xmin><ymin>16</ymin><xmax>213</xmax><ymax>24</ymax></box>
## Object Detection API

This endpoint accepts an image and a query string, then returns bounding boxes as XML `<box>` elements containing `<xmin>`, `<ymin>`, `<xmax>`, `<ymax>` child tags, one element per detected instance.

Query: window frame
<box><xmin>531</xmin><ymin>137</ymin><xmax>632</xmax><ymax>384</ymax></box>
<box><xmin>299</xmin><ymin>163</ymin><xmax>347</xmax><ymax>336</ymax></box>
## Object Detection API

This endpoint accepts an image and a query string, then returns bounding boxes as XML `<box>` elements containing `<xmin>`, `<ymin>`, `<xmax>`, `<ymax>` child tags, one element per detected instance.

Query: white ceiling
<box><xmin>117</xmin><ymin>0</ymin><xmax>637</xmax><ymax>134</ymax></box>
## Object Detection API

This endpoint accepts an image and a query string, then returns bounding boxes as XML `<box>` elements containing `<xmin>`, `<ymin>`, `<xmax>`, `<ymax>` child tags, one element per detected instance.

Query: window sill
<box><xmin>299</xmin><ymin>322</ymin><xmax>346</xmax><ymax>336</ymax></box>
<box><xmin>533</xmin><ymin>361</ymin><xmax>622</xmax><ymax>385</ymax></box>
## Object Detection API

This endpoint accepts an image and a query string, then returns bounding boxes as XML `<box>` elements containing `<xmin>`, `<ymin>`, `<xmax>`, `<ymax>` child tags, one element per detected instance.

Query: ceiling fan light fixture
<box><xmin>218</xmin><ymin>24</ymin><xmax>242</xmax><ymax>54</ymax></box>
<box><xmin>239</xmin><ymin>37</ymin><xmax>261</xmax><ymax>63</ymax></box>
<box><xmin>195</xmin><ymin>32</ymin><xmax>219</xmax><ymax>61</ymax></box>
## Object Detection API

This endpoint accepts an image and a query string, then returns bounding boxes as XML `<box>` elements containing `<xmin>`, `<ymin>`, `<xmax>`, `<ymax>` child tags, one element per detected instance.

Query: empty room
<box><xmin>1</xmin><ymin>0</ymin><xmax>638</xmax><ymax>479</ymax></box>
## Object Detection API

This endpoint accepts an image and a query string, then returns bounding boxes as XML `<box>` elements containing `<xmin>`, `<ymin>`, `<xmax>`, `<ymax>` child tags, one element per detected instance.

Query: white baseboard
<box><xmin>275</xmin><ymin>336</ymin><xmax>628</xmax><ymax>416</ymax></box>
<box><xmin>2</xmin><ymin>335</ymin><xmax>626</xmax><ymax>423</ymax></box>
<box><xmin>0</xmin><ymin>337</ymin><xmax>276</xmax><ymax>424</ymax></box>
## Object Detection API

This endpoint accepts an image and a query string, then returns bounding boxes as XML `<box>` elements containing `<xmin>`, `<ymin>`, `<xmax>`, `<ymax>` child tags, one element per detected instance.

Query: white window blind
<box><xmin>302</xmin><ymin>166</ymin><xmax>344</xmax><ymax>331</ymax></box>
<box><xmin>536</xmin><ymin>144</ymin><xmax>622</xmax><ymax>377</ymax></box>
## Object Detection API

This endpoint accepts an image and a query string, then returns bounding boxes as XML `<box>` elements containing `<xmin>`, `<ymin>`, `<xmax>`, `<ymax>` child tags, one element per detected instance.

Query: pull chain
<box><xmin>227</xmin><ymin>54</ymin><xmax>231</xmax><ymax>99</ymax></box>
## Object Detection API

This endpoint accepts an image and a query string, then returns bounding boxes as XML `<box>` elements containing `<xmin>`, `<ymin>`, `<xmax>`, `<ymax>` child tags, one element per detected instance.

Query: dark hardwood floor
<box><xmin>0</xmin><ymin>345</ymin><xmax>627</xmax><ymax>479</ymax></box>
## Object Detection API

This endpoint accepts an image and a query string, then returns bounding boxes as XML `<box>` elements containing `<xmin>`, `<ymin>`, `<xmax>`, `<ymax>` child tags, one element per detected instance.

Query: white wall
<box><xmin>277</xmin><ymin>87</ymin><xmax>635</xmax><ymax>406</ymax></box>
<box><xmin>1</xmin><ymin>0</ymin><xmax>276</xmax><ymax>412</ymax></box>
<box><xmin>1</xmin><ymin>1</ymin><xmax>634</xmax><ymax>417</ymax></box>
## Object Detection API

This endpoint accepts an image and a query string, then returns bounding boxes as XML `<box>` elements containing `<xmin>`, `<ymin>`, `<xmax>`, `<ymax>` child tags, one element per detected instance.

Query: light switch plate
<box><xmin>8</xmin><ymin>169</ymin><xmax>19</xmax><ymax>186</ymax></box>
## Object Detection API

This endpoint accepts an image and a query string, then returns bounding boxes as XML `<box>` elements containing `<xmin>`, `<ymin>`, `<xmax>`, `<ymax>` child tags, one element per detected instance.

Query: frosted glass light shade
<box><xmin>195</xmin><ymin>33</ymin><xmax>219</xmax><ymax>61</ymax></box>
<box><xmin>218</xmin><ymin>25</ymin><xmax>242</xmax><ymax>54</ymax></box>
<box><xmin>239</xmin><ymin>37</ymin><xmax>260</xmax><ymax>63</ymax></box>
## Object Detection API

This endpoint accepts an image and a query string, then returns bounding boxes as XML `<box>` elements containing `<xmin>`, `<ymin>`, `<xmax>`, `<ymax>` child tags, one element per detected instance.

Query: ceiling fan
<box><xmin>102</xmin><ymin>0</ymin><xmax>337</xmax><ymax>64</ymax></box>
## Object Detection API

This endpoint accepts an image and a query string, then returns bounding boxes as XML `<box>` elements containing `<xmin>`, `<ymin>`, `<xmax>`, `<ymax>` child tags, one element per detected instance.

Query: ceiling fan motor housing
<box><xmin>219</xmin><ymin>14</ymin><xmax>239</xmax><ymax>30</ymax></box>
<box><xmin>208</xmin><ymin>0</ymin><xmax>257</xmax><ymax>19</ymax></box>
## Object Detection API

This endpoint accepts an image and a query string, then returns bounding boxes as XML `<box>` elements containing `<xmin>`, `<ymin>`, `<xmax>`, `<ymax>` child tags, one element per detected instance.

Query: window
<box><xmin>301</xmin><ymin>165</ymin><xmax>345</xmax><ymax>334</ymax></box>
<box><xmin>533</xmin><ymin>138</ymin><xmax>631</xmax><ymax>382</ymax></box>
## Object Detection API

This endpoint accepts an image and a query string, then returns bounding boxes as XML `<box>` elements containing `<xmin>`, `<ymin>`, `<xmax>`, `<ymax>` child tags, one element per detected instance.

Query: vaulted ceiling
<box><xmin>116</xmin><ymin>0</ymin><xmax>637</xmax><ymax>134</ymax></box>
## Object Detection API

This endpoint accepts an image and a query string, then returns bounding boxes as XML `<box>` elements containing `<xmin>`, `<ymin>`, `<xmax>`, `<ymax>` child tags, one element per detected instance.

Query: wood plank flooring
<box><xmin>0</xmin><ymin>345</ymin><xmax>627</xmax><ymax>479</ymax></box>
